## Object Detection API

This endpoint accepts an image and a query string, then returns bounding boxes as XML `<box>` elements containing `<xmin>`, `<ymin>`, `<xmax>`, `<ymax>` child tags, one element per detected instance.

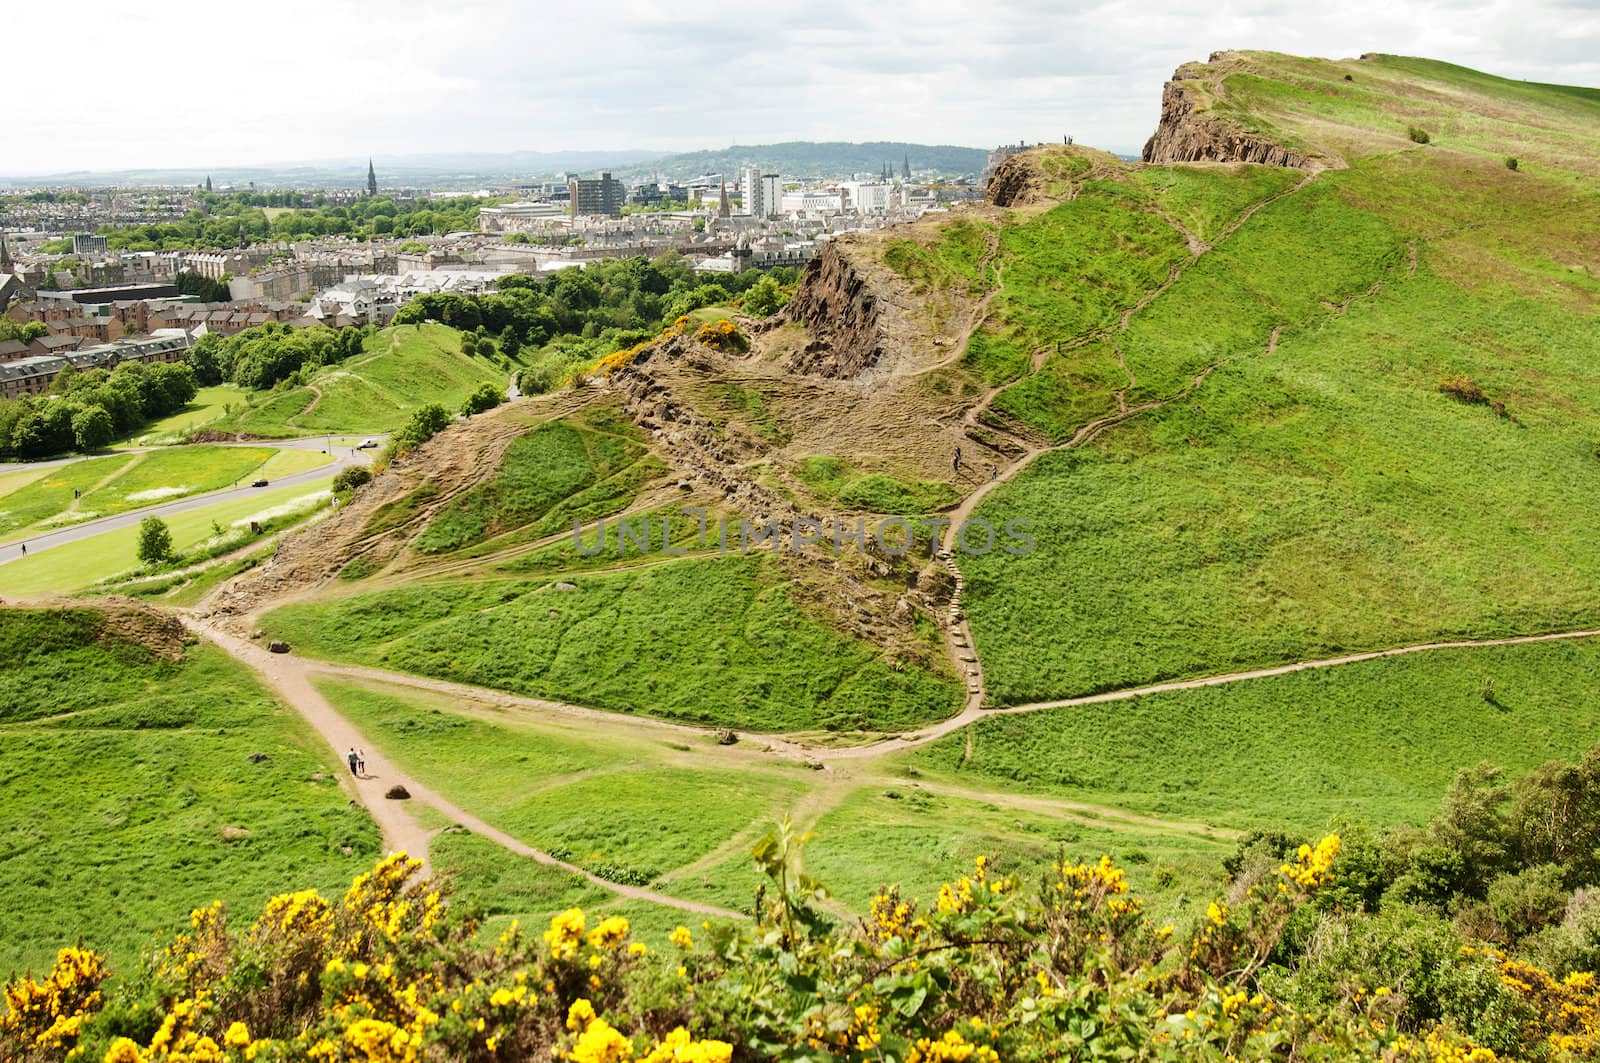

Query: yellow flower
<box><xmin>546</xmin><ymin>909</ymin><xmax>587</xmax><ymax>960</ymax></box>
<box><xmin>586</xmin><ymin>916</ymin><xmax>630</xmax><ymax>952</ymax></box>
<box><xmin>669</xmin><ymin>926</ymin><xmax>693</xmax><ymax>950</ymax></box>
<box><xmin>224</xmin><ymin>1021</ymin><xmax>251</xmax><ymax>1049</ymax></box>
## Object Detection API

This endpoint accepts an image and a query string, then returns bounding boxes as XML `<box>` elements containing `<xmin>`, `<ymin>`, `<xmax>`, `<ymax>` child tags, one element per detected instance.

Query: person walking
<box><xmin>19</xmin><ymin>542</ymin><xmax>25</xmax><ymax>556</ymax></box>
<box><xmin>989</xmin><ymin>464</ymin><xmax>999</xmax><ymax>482</ymax></box>
<box><xmin>952</xmin><ymin>446</ymin><xmax>963</xmax><ymax>475</ymax></box>
<box><xmin>356</xmin><ymin>749</ymin><xmax>366</xmax><ymax>776</ymax></box>
<box><xmin>346</xmin><ymin>748</ymin><xmax>359</xmax><ymax>777</ymax></box>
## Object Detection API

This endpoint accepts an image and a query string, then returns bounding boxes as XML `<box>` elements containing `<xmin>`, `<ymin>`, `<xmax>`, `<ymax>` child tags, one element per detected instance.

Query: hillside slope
<box><xmin>218</xmin><ymin>51</ymin><xmax>1599</xmax><ymax>731</ymax></box>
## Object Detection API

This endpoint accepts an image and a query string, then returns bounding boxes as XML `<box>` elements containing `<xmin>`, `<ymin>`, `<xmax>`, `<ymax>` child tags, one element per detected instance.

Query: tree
<box><xmin>461</xmin><ymin>382</ymin><xmax>502</xmax><ymax>416</ymax></box>
<box><xmin>137</xmin><ymin>517</ymin><xmax>174</xmax><ymax>565</ymax></box>
<box><xmin>743</xmin><ymin>275</ymin><xmax>789</xmax><ymax>316</ymax></box>
<box><xmin>497</xmin><ymin>325</ymin><xmax>521</xmax><ymax>359</ymax></box>
<box><xmin>396</xmin><ymin>403</ymin><xmax>451</xmax><ymax>449</ymax></box>
<box><xmin>70</xmin><ymin>405</ymin><xmax>114</xmax><ymax>450</ymax></box>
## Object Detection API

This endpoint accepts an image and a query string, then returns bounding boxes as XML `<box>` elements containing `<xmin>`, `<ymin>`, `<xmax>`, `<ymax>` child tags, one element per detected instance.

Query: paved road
<box><xmin>0</xmin><ymin>442</ymin><xmax>379</xmax><ymax>565</ymax></box>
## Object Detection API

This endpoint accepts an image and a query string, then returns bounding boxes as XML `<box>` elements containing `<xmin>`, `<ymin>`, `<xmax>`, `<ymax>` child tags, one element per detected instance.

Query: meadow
<box><xmin>794</xmin><ymin>456</ymin><xmax>959</xmax><ymax>515</ymax></box>
<box><xmin>128</xmin><ymin>383</ymin><xmax>250</xmax><ymax>443</ymax></box>
<box><xmin>905</xmin><ymin>637</ymin><xmax>1600</xmax><ymax>832</ymax></box>
<box><xmin>0</xmin><ymin>607</ymin><xmax>379</xmax><ymax>974</ymax></box>
<box><xmin>264</xmin><ymin>553</ymin><xmax>961</xmax><ymax>732</ymax></box>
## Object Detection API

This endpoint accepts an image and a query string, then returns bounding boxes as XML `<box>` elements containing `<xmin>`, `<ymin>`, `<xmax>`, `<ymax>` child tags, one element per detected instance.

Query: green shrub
<box><xmin>461</xmin><ymin>382</ymin><xmax>503</xmax><ymax>416</ymax></box>
<box><xmin>332</xmin><ymin>466</ymin><xmax>372</xmax><ymax>493</ymax></box>
<box><xmin>1408</xmin><ymin>126</ymin><xmax>1432</xmax><ymax>144</ymax></box>
<box><xmin>1505</xmin><ymin>157</ymin><xmax>1519</xmax><ymax>171</ymax></box>
<box><xmin>135</xmin><ymin>517</ymin><xmax>173</xmax><ymax>565</ymax></box>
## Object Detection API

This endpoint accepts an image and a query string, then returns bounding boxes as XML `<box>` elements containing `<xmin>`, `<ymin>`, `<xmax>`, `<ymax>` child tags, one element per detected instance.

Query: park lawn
<box><xmin>0</xmin><ymin>607</ymin><xmax>379</xmax><ymax>974</ymax></box>
<box><xmin>252</xmin><ymin>446</ymin><xmax>336</xmax><ymax>479</ymax></box>
<box><xmin>311</xmin><ymin>678</ymin><xmax>812</xmax><ymax>889</ymax></box>
<box><xmin>904</xmin><ymin>638</ymin><xmax>1600</xmax><ymax>833</ymax></box>
<box><xmin>128</xmin><ymin>384</ymin><xmax>249</xmax><ymax>443</ymax></box>
<box><xmin>77</xmin><ymin>445</ymin><xmax>276</xmax><ymax>512</ymax></box>
<box><xmin>267</xmin><ymin>553</ymin><xmax>961</xmax><ymax>733</ymax></box>
<box><xmin>0</xmin><ymin>454</ymin><xmax>139</xmax><ymax>540</ymax></box>
<box><xmin>0</xmin><ymin>476</ymin><xmax>333</xmax><ymax>595</ymax></box>
<box><xmin>0</xmin><ymin>465</ymin><xmax>51</xmax><ymax>500</ymax></box>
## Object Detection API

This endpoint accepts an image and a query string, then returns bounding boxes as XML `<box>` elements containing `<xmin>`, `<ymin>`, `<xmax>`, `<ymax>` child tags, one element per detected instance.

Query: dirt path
<box><xmin>188</xmin><ymin>619</ymin><xmax>741</xmax><ymax>918</ymax></box>
<box><xmin>911</xmin><ymin>225</ymin><xmax>1004</xmax><ymax>378</ymax></box>
<box><xmin>287</xmin><ymin>385</ymin><xmax>326</xmax><ymax>428</ymax></box>
<box><xmin>822</xmin><ymin>625</ymin><xmax>1600</xmax><ymax>761</ymax></box>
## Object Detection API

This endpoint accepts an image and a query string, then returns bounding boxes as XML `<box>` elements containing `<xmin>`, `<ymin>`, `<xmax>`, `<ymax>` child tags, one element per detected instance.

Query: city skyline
<box><xmin>6</xmin><ymin>0</ymin><xmax>1599</xmax><ymax>176</ymax></box>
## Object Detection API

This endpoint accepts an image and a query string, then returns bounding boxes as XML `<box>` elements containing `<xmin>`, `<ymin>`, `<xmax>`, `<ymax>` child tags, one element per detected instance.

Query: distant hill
<box><xmin>0</xmin><ymin>142</ymin><xmax>988</xmax><ymax>190</ymax></box>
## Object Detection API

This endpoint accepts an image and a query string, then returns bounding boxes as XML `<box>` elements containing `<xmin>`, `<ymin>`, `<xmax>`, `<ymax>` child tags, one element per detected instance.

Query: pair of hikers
<box><xmin>951</xmin><ymin>447</ymin><xmax>999</xmax><ymax>482</ymax></box>
<box><xmin>346</xmin><ymin>747</ymin><xmax>366</xmax><ymax>778</ymax></box>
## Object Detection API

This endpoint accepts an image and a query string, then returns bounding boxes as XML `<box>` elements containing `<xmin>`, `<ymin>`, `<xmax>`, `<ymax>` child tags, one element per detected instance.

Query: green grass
<box><xmin>803</xmin><ymin>786</ymin><xmax>1225</xmax><ymax>917</ymax></box>
<box><xmin>264</xmin><ymin>554</ymin><xmax>960</xmax><ymax>732</ymax></box>
<box><xmin>311</xmin><ymin>678</ymin><xmax>809</xmax><ymax>888</ymax></box>
<box><xmin>129</xmin><ymin>384</ymin><xmax>250</xmax><ymax>443</ymax></box>
<box><xmin>217</xmin><ymin>324</ymin><xmax>507</xmax><ymax>437</ymax></box>
<box><xmin>965</xmin><ymin>265</ymin><xmax>1600</xmax><ymax>704</ymax></box>
<box><xmin>0</xmin><ymin>446</ymin><xmax>278</xmax><ymax>543</ymax></box>
<box><xmin>883</xmin><ymin>218</ymin><xmax>996</xmax><ymax>293</ymax></box>
<box><xmin>414</xmin><ymin>412</ymin><xmax>651</xmax><ymax>555</ymax></box>
<box><xmin>795</xmin><ymin>457</ymin><xmax>959</xmax><ymax>515</ymax></box>
<box><xmin>1129</xmin><ymin>164</ymin><xmax>1303</xmax><ymax>242</ymax></box>
<box><xmin>0</xmin><ymin>608</ymin><xmax>379</xmax><ymax>974</ymax></box>
<box><xmin>905</xmin><ymin>638</ymin><xmax>1600</xmax><ymax>833</ymax></box>
<box><xmin>0</xmin><ymin>476</ymin><xmax>333</xmax><ymax>595</ymax></box>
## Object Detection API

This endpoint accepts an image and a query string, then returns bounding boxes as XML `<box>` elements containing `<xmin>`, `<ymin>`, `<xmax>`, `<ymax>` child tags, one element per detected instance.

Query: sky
<box><xmin>6</xmin><ymin>0</ymin><xmax>1599</xmax><ymax>175</ymax></box>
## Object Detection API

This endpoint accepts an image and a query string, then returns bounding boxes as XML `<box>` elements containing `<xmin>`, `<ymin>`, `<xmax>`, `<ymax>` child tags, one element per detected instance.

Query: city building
<box><xmin>740</xmin><ymin>167</ymin><xmax>782</xmax><ymax>219</ymax></box>
<box><xmin>839</xmin><ymin>181</ymin><xmax>892</xmax><ymax>213</ymax></box>
<box><xmin>567</xmin><ymin>173</ymin><xmax>625</xmax><ymax>219</ymax></box>
<box><xmin>72</xmin><ymin>233</ymin><xmax>108</xmax><ymax>255</ymax></box>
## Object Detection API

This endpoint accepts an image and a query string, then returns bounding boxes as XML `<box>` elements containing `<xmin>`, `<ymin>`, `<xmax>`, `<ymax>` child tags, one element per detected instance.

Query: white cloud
<box><xmin>4</xmin><ymin>0</ymin><xmax>1596</xmax><ymax>174</ymax></box>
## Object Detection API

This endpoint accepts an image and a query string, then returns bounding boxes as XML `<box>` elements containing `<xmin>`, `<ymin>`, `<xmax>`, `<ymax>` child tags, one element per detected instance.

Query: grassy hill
<box><xmin>217</xmin><ymin>323</ymin><xmax>508</xmax><ymax>437</ymax></box>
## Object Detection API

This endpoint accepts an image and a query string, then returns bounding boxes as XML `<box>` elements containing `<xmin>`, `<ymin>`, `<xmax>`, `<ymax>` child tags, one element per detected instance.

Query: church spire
<box><xmin>902</xmin><ymin>152</ymin><xmax>911</xmax><ymax>181</ymax></box>
<box><xmin>367</xmin><ymin>158</ymin><xmax>377</xmax><ymax>196</ymax></box>
<box><xmin>0</xmin><ymin>233</ymin><xmax>12</xmax><ymax>273</ymax></box>
<box><xmin>717</xmin><ymin>175</ymin><xmax>730</xmax><ymax>219</ymax></box>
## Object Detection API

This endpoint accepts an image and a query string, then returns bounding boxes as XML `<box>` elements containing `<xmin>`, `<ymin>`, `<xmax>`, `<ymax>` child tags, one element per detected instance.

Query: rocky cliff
<box><xmin>781</xmin><ymin>240</ymin><xmax>885</xmax><ymax>378</ymax></box>
<box><xmin>1141</xmin><ymin>62</ymin><xmax>1318</xmax><ymax>168</ymax></box>
<box><xmin>985</xmin><ymin>153</ymin><xmax>1045</xmax><ymax>207</ymax></box>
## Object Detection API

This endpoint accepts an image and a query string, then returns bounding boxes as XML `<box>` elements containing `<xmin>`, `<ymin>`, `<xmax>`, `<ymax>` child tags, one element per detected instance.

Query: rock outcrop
<box><xmin>1141</xmin><ymin>63</ymin><xmax>1318</xmax><ymax>169</ymax></box>
<box><xmin>781</xmin><ymin>241</ymin><xmax>884</xmax><ymax>378</ymax></box>
<box><xmin>985</xmin><ymin>153</ymin><xmax>1045</xmax><ymax>207</ymax></box>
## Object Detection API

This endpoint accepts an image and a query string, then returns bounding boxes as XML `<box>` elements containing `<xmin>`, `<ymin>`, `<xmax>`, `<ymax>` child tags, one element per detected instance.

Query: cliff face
<box><xmin>782</xmin><ymin>240</ymin><xmax>884</xmax><ymax>378</ymax></box>
<box><xmin>1141</xmin><ymin>69</ymin><xmax>1317</xmax><ymax>168</ymax></box>
<box><xmin>985</xmin><ymin>153</ymin><xmax>1043</xmax><ymax>207</ymax></box>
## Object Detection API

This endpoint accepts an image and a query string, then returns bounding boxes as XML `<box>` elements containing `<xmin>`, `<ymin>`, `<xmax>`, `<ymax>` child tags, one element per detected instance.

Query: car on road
<box><xmin>251</xmin><ymin>479</ymin><xmax>269</xmax><ymax>487</ymax></box>
<box><xmin>356</xmin><ymin>439</ymin><xmax>378</xmax><ymax>449</ymax></box>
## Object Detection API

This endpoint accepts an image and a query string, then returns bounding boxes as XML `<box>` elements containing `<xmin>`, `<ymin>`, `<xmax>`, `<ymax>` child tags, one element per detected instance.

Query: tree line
<box><xmin>0</xmin><ymin>360</ymin><xmax>197</xmax><ymax>458</ymax></box>
<box><xmin>96</xmin><ymin>193</ymin><xmax>491</xmax><ymax>251</ymax></box>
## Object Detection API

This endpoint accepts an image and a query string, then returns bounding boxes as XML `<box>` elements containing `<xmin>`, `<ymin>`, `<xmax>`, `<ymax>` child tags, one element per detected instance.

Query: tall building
<box><xmin>367</xmin><ymin>159</ymin><xmax>377</xmax><ymax>197</ymax></box>
<box><xmin>568</xmin><ymin>172</ymin><xmax>626</xmax><ymax>219</ymax></box>
<box><xmin>740</xmin><ymin>167</ymin><xmax>782</xmax><ymax>219</ymax></box>
<box><xmin>902</xmin><ymin>153</ymin><xmax>911</xmax><ymax>181</ymax></box>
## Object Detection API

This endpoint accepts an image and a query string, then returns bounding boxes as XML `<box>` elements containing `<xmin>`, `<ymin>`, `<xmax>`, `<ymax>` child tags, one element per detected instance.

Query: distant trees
<box><xmin>173</xmin><ymin>270</ymin><xmax>231</xmax><ymax>302</ymax></box>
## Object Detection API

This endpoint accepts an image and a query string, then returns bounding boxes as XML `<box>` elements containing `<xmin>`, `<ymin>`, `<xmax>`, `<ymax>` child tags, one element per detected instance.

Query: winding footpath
<box><xmin>188</xmin><ymin>618</ymin><xmax>741</xmax><ymax>918</ymax></box>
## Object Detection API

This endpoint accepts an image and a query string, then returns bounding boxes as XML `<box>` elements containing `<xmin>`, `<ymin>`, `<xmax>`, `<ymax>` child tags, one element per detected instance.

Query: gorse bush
<box><xmin>9</xmin><ymin>820</ymin><xmax>1600</xmax><ymax>1062</ymax></box>
<box><xmin>1408</xmin><ymin>126</ymin><xmax>1432</xmax><ymax>144</ymax></box>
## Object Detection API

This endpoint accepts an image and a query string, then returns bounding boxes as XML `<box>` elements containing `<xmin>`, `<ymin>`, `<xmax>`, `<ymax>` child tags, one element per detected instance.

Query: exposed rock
<box><xmin>268</xmin><ymin>640</ymin><xmax>290</xmax><ymax>654</ymax></box>
<box><xmin>248</xmin><ymin>752</ymin><xmax>270</xmax><ymax>764</ymax></box>
<box><xmin>384</xmin><ymin>785</ymin><xmax>411</xmax><ymax>800</ymax></box>
<box><xmin>1141</xmin><ymin>62</ymin><xmax>1319</xmax><ymax>169</ymax></box>
<box><xmin>219</xmin><ymin>826</ymin><xmax>252</xmax><ymax>841</ymax></box>
<box><xmin>986</xmin><ymin>153</ymin><xmax>1047</xmax><ymax>207</ymax></box>
<box><xmin>781</xmin><ymin>241</ymin><xmax>884</xmax><ymax>378</ymax></box>
<box><xmin>714</xmin><ymin>728</ymin><xmax>738</xmax><ymax>746</ymax></box>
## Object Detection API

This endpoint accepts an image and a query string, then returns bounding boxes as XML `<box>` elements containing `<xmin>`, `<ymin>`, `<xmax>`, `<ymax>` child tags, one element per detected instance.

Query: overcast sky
<box><xmin>7</xmin><ymin>0</ymin><xmax>1598</xmax><ymax>175</ymax></box>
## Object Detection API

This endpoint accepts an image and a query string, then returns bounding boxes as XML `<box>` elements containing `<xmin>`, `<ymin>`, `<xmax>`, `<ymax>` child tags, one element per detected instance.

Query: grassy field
<box><xmin>312</xmin><ymin>678</ymin><xmax>807</xmax><ymax>890</ymax></box>
<box><xmin>794</xmin><ymin>456</ymin><xmax>959</xmax><ymax>515</ymax></box>
<box><xmin>128</xmin><ymin>384</ymin><xmax>250</xmax><ymax>444</ymax></box>
<box><xmin>0</xmin><ymin>446</ymin><xmax>280</xmax><ymax>543</ymax></box>
<box><xmin>264</xmin><ymin>553</ymin><xmax>960</xmax><ymax>732</ymax></box>
<box><xmin>414</xmin><ymin>410</ymin><xmax>654</xmax><ymax>555</ymax></box>
<box><xmin>216</xmin><ymin>324</ymin><xmax>508</xmax><ymax>437</ymax></box>
<box><xmin>904</xmin><ymin>637</ymin><xmax>1600</xmax><ymax>833</ymax></box>
<box><xmin>0</xmin><ymin>607</ymin><xmax>379</xmax><ymax>974</ymax></box>
<box><xmin>0</xmin><ymin>476</ymin><xmax>334</xmax><ymax>595</ymax></box>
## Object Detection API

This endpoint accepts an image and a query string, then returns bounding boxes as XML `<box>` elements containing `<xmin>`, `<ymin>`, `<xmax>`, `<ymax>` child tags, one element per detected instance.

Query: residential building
<box><xmin>740</xmin><ymin>168</ymin><xmax>782</xmax><ymax>219</ymax></box>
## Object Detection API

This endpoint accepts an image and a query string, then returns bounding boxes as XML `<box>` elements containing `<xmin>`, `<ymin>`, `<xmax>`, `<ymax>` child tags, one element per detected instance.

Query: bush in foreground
<box><xmin>9</xmin><ymin>820</ymin><xmax>1600</xmax><ymax>1062</ymax></box>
